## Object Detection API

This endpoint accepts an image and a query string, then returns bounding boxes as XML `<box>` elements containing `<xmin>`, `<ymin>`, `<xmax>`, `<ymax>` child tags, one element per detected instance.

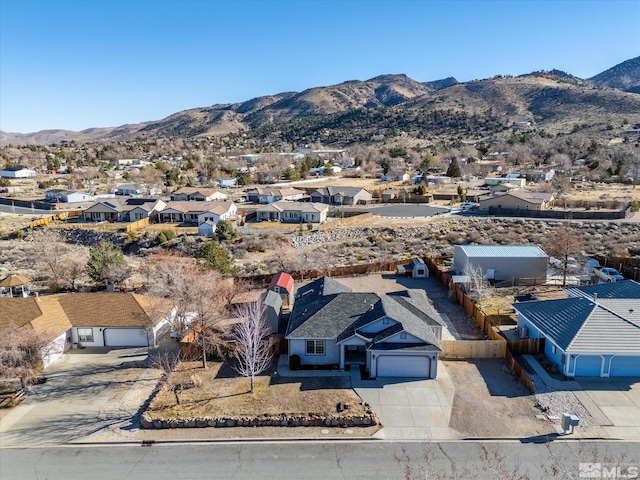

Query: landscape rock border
<box><xmin>140</xmin><ymin>411</ymin><xmax>378</xmax><ymax>429</ymax></box>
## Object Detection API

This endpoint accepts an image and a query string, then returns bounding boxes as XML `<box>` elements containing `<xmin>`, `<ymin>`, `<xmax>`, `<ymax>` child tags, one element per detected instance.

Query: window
<box><xmin>306</xmin><ymin>340</ymin><xmax>325</xmax><ymax>355</ymax></box>
<box><xmin>78</xmin><ymin>328</ymin><xmax>94</xmax><ymax>342</ymax></box>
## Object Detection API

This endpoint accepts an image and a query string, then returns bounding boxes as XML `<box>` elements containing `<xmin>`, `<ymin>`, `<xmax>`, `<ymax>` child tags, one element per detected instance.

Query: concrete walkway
<box><xmin>352</xmin><ymin>361</ymin><xmax>459</xmax><ymax>440</ymax></box>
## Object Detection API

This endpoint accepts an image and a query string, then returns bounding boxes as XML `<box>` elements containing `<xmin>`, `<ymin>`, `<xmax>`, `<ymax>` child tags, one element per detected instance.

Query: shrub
<box><xmin>11</xmin><ymin>229</ymin><xmax>24</xmax><ymax>239</ymax></box>
<box><xmin>630</xmin><ymin>199</ymin><xmax>640</xmax><ymax>213</ymax></box>
<box><xmin>127</xmin><ymin>231</ymin><xmax>138</xmax><ymax>243</ymax></box>
<box><xmin>38</xmin><ymin>180</ymin><xmax>51</xmax><ymax>189</ymax></box>
<box><xmin>289</xmin><ymin>354</ymin><xmax>301</xmax><ymax>371</ymax></box>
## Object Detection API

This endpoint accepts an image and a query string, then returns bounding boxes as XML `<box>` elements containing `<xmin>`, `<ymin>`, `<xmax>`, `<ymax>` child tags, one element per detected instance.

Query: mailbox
<box><xmin>562</xmin><ymin>413</ymin><xmax>580</xmax><ymax>434</ymax></box>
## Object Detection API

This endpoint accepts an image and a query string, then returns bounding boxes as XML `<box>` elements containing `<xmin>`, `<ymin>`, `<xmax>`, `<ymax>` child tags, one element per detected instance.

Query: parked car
<box><xmin>459</xmin><ymin>202</ymin><xmax>478</xmax><ymax>211</ymax></box>
<box><xmin>593</xmin><ymin>266</ymin><xmax>625</xmax><ymax>282</ymax></box>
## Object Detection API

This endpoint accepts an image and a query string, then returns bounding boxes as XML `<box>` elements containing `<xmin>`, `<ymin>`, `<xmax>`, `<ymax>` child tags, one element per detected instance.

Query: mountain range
<box><xmin>1</xmin><ymin>56</ymin><xmax>639</xmax><ymax>146</ymax></box>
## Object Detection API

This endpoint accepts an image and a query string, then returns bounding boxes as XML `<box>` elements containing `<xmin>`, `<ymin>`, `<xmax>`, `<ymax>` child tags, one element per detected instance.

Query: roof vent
<box><xmin>370</xmin><ymin>304</ymin><xmax>374</xmax><ymax>310</ymax></box>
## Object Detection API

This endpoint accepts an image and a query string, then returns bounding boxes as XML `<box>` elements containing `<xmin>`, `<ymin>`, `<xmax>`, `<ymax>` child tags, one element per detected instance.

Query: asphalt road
<box><xmin>1</xmin><ymin>440</ymin><xmax>638</xmax><ymax>479</ymax></box>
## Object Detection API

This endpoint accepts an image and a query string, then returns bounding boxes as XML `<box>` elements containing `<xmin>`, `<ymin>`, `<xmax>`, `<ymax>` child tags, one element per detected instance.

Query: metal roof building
<box><xmin>453</xmin><ymin>245</ymin><xmax>548</xmax><ymax>282</ymax></box>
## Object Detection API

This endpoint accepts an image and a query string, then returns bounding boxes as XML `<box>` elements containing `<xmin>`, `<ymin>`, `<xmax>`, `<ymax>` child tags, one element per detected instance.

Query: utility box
<box><xmin>562</xmin><ymin>413</ymin><xmax>580</xmax><ymax>434</ymax></box>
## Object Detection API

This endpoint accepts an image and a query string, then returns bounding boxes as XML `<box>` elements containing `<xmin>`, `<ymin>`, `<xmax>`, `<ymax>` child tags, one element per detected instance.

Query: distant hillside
<box><xmin>3</xmin><ymin>56</ymin><xmax>640</xmax><ymax>146</ymax></box>
<box><xmin>590</xmin><ymin>56</ymin><xmax>640</xmax><ymax>93</ymax></box>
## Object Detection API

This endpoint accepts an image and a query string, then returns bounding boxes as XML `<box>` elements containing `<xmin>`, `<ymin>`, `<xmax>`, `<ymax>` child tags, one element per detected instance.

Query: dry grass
<box><xmin>148</xmin><ymin>361</ymin><xmax>366</xmax><ymax>420</ymax></box>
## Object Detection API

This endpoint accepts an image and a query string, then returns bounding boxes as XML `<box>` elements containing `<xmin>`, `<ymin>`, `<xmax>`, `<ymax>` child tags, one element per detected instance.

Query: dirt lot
<box><xmin>148</xmin><ymin>361</ymin><xmax>368</xmax><ymax>420</ymax></box>
<box><xmin>444</xmin><ymin>359</ymin><xmax>554</xmax><ymax>438</ymax></box>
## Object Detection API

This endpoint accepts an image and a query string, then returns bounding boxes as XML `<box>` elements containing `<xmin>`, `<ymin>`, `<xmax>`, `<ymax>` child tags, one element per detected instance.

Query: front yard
<box><xmin>147</xmin><ymin>360</ymin><xmax>370</xmax><ymax>422</ymax></box>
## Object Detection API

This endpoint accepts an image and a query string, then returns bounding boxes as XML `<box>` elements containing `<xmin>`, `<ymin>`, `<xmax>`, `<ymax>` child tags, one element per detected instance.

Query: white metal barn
<box><xmin>453</xmin><ymin>245</ymin><xmax>548</xmax><ymax>282</ymax></box>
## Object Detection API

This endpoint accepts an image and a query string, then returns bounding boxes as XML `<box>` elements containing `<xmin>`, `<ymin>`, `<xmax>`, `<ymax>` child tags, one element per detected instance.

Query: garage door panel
<box><xmin>575</xmin><ymin>355</ymin><xmax>602</xmax><ymax>377</ymax></box>
<box><xmin>610</xmin><ymin>356</ymin><xmax>640</xmax><ymax>377</ymax></box>
<box><xmin>376</xmin><ymin>355</ymin><xmax>430</xmax><ymax>378</ymax></box>
<box><xmin>104</xmin><ymin>328</ymin><xmax>148</xmax><ymax>347</ymax></box>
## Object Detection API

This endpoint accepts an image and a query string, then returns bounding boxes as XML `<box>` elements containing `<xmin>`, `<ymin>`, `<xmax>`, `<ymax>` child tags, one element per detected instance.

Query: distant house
<box><xmin>215</xmin><ymin>178</ymin><xmax>238</xmax><ymax>188</ymax></box>
<box><xmin>484</xmin><ymin>177</ymin><xmax>527</xmax><ymax>188</ymax></box>
<box><xmin>268</xmin><ymin>272</ymin><xmax>294</xmax><ymax>312</ymax></box>
<box><xmin>396</xmin><ymin>258</ymin><xmax>428</xmax><ymax>278</ymax></box>
<box><xmin>383</xmin><ymin>170</ymin><xmax>411</xmax><ymax>182</ymax></box>
<box><xmin>453</xmin><ymin>245</ymin><xmax>548</xmax><ymax>282</ymax></box>
<box><xmin>115</xmin><ymin>183</ymin><xmax>162</xmax><ymax>196</ymax></box>
<box><xmin>83</xmin><ymin>198</ymin><xmax>166</xmax><ymax>222</ymax></box>
<box><xmin>45</xmin><ymin>189</ymin><xmax>93</xmax><ymax>203</ymax></box>
<box><xmin>158</xmin><ymin>201</ymin><xmax>237</xmax><ymax>225</ymax></box>
<box><xmin>286</xmin><ymin>277</ymin><xmax>443</xmax><ymax>378</ymax></box>
<box><xmin>489</xmin><ymin>183</ymin><xmax>519</xmax><ymax>195</ymax></box>
<box><xmin>256</xmin><ymin>200</ymin><xmax>328</xmax><ymax>223</ymax></box>
<box><xmin>171</xmin><ymin>187</ymin><xmax>227</xmax><ymax>202</ymax></box>
<box><xmin>478</xmin><ymin>189</ymin><xmax>555</xmax><ymax>212</ymax></box>
<box><xmin>309</xmin><ymin>186</ymin><xmax>372</xmax><ymax>205</ymax></box>
<box><xmin>526</xmin><ymin>169</ymin><xmax>555</xmax><ymax>182</ymax></box>
<box><xmin>0</xmin><ymin>167</ymin><xmax>36</xmax><ymax>178</ymax></box>
<box><xmin>245</xmin><ymin>187</ymin><xmax>305</xmax><ymax>204</ymax></box>
<box><xmin>514</xmin><ymin>294</ymin><xmax>640</xmax><ymax>377</ymax></box>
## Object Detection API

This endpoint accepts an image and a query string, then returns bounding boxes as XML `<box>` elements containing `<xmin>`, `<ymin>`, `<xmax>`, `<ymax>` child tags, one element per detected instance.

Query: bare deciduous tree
<box><xmin>463</xmin><ymin>264</ymin><xmax>491</xmax><ymax>303</ymax></box>
<box><xmin>0</xmin><ymin>322</ymin><xmax>53</xmax><ymax>389</ymax></box>
<box><xmin>546</xmin><ymin>224</ymin><xmax>582</xmax><ymax>287</ymax></box>
<box><xmin>231</xmin><ymin>301</ymin><xmax>275</xmax><ymax>393</ymax></box>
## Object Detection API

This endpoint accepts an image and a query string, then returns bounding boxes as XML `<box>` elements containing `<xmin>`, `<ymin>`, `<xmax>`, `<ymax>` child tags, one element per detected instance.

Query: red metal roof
<box><xmin>268</xmin><ymin>272</ymin><xmax>294</xmax><ymax>293</ymax></box>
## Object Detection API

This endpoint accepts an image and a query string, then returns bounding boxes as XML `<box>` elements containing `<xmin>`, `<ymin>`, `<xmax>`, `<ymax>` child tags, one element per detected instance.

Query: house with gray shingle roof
<box><xmin>309</xmin><ymin>186</ymin><xmax>372</xmax><ymax>205</ymax></box>
<box><xmin>285</xmin><ymin>277</ymin><xmax>443</xmax><ymax>378</ymax></box>
<box><xmin>514</xmin><ymin>295</ymin><xmax>640</xmax><ymax>377</ymax></box>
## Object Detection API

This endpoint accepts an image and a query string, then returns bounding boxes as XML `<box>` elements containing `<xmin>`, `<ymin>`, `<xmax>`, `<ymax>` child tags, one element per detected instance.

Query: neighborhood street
<box><xmin>1</xmin><ymin>440</ymin><xmax>639</xmax><ymax>479</ymax></box>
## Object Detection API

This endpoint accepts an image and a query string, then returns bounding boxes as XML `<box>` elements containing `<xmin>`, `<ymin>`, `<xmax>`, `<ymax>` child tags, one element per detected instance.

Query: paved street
<box><xmin>1</xmin><ymin>441</ymin><xmax>639</xmax><ymax>479</ymax></box>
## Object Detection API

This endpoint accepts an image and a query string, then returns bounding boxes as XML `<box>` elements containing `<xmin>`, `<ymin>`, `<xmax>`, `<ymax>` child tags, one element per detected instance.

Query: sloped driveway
<box><xmin>0</xmin><ymin>347</ymin><xmax>162</xmax><ymax>446</ymax></box>
<box><xmin>351</xmin><ymin>362</ymin><xmax>459</xmax><ymax>440</ymax></box>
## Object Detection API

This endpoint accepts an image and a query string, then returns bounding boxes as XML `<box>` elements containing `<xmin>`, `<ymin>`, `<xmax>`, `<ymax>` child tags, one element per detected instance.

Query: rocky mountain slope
<box><xmin>3</xmin><ymin>56</ymin><xmax>639</xmax><ymax>146</ymax></box>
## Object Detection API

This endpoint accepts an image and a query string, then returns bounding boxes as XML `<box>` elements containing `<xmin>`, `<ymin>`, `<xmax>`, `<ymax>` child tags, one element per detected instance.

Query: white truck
<box><xmin>592</xmin><ymin>266</ymin><xmax>625</xmax><ymax>283</ymax></box>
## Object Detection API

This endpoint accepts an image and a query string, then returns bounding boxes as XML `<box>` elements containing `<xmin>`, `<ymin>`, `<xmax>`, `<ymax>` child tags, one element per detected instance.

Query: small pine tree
<box><xmin>446</xmin><ymin>158</ymin><xmax>462</xmax><ymax>178</ymax></box>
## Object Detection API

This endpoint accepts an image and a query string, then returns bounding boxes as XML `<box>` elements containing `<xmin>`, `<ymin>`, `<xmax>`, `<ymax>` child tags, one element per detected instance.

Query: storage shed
<box><xmin>453</xmin><ymin>245</ymin><xmax>548</xmax><ymax>282</ymax></box>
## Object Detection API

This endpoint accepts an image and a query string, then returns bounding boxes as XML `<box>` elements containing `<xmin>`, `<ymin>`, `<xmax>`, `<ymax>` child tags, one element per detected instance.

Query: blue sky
<box><xmin>1</xmin><ymin>0</ymin><xmax>639</xmax><ymax>133</ymax></box>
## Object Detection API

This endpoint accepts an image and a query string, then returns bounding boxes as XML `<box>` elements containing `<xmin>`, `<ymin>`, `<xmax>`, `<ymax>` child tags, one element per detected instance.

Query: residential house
<box><xmin>268</xmin><ymin>272</ymin><xmax>294</xmax><ymax>312</ymax></box>
<box><xmin>396</xmin><ymin>258</ymin><xmax>429</xmax><ymax>278</ymax></box>
<box><xmin>83</xmin><ymin>198</ymin><xmax>166</xmax><ymax>222</ymax></box>
<box><xmin>489</xmin><ymin>183</ymin><xmax>519</xmax><ymax>195</ymax></box>
<box><xmin>0</xmin><ymin>166</ymin><xmax>37</xmax><ymax>178</ymax></box>
<box><xmin>565</xmin><ymin>280</ymin><xmax>640</xmax><ymax>300</ymax></box>
<box><xmin>525</xmin><ymin>169</ymin><xmax>555</xmax><ymax>182</ymax></box>
<box><xmin>170</xmin><ymin>187</ymin><xmax>228</xmax><ymax>202</ymax></box>
<box><xmin>0</xmin><ymin>293</ymin><xmax>175</xmax><ymax>368</ymax></box>
<box><xmin>309</xmin><ymin>186</ymin><xmax>372</xmax><ymax>205</ymax></box>
<box><xmin>483</xmin><ymin>177</ymin><xmax>527</xmax><ymax>188</ymax></box>
<box><xmin>245</xmin><ymin>187</ymin><xmax>306</xmax><ymax>204</ymax></box>
<box><xmin>45</xmin><ymin>189</ymin><xmax>93</xmax><ymax>203</ymax></box>
<box><xmin>215</xmin><ymin>178</ymin><xmax>238</xmax><ymax>188</ymax></box>
<box><xmin>514</xmin><ymin>295</ymin><xmax>640</xmax><ymax>377</ymax></box>
<box><xmin>285</xmin><ymin>277</ymin><xmax>443</xmax><ymax>378</ymax></box>
<box><xmin>256</xmin><ymin>200</ymin><xmax>328</xmax><ymax>223</ymax></box>
<box><xmin>158</xmin><ymin>201</ymin><xmax>237</xmax><ymax>225</ymax></box>
<box><xmin>197</xmin><ymin>221</ymin><xmax>216</xmax><ymax>236</ymax></box>
<box><xmin>477</xmin><ymin>189</ymin><xmax>555</xmax><ymax>212</ymax></box>
<box><xmin>115</xmin><ymin>183</ymin><xmax>161</xmax><ymax>196</ymax></box>
<box><xmin>453</xmin><ymin>245</ymin><xmax>548</xmax><ymax>282</ymax></box>
<box><xmin>383</xmin><ymin>170</ymin><xmax>411</xmax><ymax>182</ymax></box>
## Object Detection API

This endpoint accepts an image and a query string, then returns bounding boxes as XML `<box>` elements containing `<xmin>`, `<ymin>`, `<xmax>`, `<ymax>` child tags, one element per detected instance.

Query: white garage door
<box><xmin>104</xmin><ymin>328</ymin><xmax>148</xmax><ymax>347</ymax></box>
<box><xmin>376</xmin><ymin>355</ymin><xmax>430</xmax><ymax>378</ymax></box>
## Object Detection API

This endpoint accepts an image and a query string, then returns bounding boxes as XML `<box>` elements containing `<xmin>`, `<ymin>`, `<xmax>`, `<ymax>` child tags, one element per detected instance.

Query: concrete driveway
<box><xmin>352</xmin><ymin>362</ymin><xmax>459</xmax><ymax>440</ymax></box>
<box><xmin>576</xmin><ymin>378</ymin><xmax>640</xmax><ymax>439</ymax></box>
<box><xmin>0</xmin><ymin>347</ymin><xmax>162</xmax><ymax>446</ymax></box>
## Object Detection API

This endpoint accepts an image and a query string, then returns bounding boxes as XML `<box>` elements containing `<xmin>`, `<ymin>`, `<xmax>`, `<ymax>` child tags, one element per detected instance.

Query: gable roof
<box><xmin>164</xmin><ymin>201</ymin><xmax>234</xmax><ymax>215</ymax></box>
<box><xmin>565</xmin><ymin>280</ymin><xmax>640</xmax><ymax>300</ymax></box>
<box><xmin>479</xmin><ymin>189</ymin><xmax>554</xmax><ymax>204</ymax></box>
<box><xmin>248</xmin><ymin>187</ymin><xmax>305</xmax><ymax>197</ymax></box>
<box><xmin>295</xmin><ymin>277</ymin><xmax>353</xmax><ymax>300</ymax></box>
<box><xmin>0</xmin><ymin>296</ymin><xmax>73</xmax><ymax>342</ymax></box>
<box><xmin>262</xmin><ymin>289</ymin><xmax>283</xmax><ymax>311</ymax></box>
<box><xmin>269</xmin><ymin>272</ymin><xmax>294</xmax><ymax>293</ymax></box>
<box><xmin>456</xmin><ymin>244</ymin><xmax>548</xmax><ymax>258</ymax></box>
<box><xmin>172</xmin><ymin>187</ymin><xmax>221</xmax><ymax>197</ymax></box>
<box><xmin>259</xmin><ymin>200</ymin><xmax>328</xmax><ymax>214</ymax></box>
<box><xmin>514</xmin><ymin>297</ymin><xmax>640</xmax><ymax>354</ymax></box>
<box><xmin>311</xmin><ymin>186</ymin><xmax>371</xmax><ymax>197</ymax></box>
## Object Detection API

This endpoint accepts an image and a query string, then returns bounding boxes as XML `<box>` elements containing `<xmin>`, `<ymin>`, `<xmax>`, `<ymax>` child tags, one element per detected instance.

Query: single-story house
<box><xmin>453</xmin><ymin>244</ymin><xmax>548</xmax><ymax>282</ymax></box>
<box><xmin>83</xmin><ymin>198</ymin><xmax>166</xmax><ymax>222</ymax></box>
<box><xmin>45</xmin><ymin>189</ymin><xmax>93</xmax><ymax>203</ymax></box>
<box><xmin>478</xmin><ymin>189</ymin><xmax>554</xmax><ymax>212</ymax></box>
<box><xmin>565</xmin><ymin>280</ymin><xmax>640</xmax><ymax>300</ymax></box>
<box><xmin>525</xmin><ymin>169</ymin><xmax>555</xmax><ymax>182</ymax></box>
<box><xmin>158</xmin><ymin>201</ymin><xmax>237</xmax><ymax>225</ymax></box>
<box><xmin>115</xmin><ymin>183</ymin><xmax>162</xmax><ymax>196</ymax></box>
<box><xmin>483</xmin><ymin>177</ymin><xmax>527</xmax><ymax>187</ymax></box>
<box><xmin>256</xmin><ymin>200</ymin><xmax>328</xmax><ymax>223</ymax></box>
<box><xmin>268</xmin><ymin>272</ymin><xmax>294</xmax><ymax>311</ymax></box>
<box><xmin>0</xmin><ymin>293</ymin><xmax>175</xmax><ymax>368</ymax></box>
<box><xmin>309</xmin><ymin>186</ymin><xmax>372</xmax><ymax>206</ymax></box>
<box><xmin>514</xmin><ymin>296</ymin><xmax>640</xmax><ymax>377</ymax></box>
<box><xmin>286</xmin><ymin>277</ymin><xmax>443</xmax><ymax>378</ymax></box>
<box><xmin>215</xmin><ymin>178</ymin><xmax>238</xmax><ymax>188</ymax></box>
<box><xmin>245</xmin><ymin>187</ymin><xmax>306</xmax><ymax>204</ymax></box>
<box><xmin>170</xmin><ymin>187</ymin><xmax>227</xmax><ymax>202</ymax></box>
<box><xmin>382</xmin><ymin>170</ymin><xmax>411</xmax><ymax>182</ymax></box>
<box><xmin>489</xmin><ymin>183</ymin><xmax>519</xmax><ymax>195</ymax></box>
<box><xmin>0</xmin><ymin>167</ymin><xmax>37</xmax><ymax>178</ymax></box>
<box><xmin>396</xmin><ymin>258</ymin><xmax>429</xmax><ymax>278</ymax></box>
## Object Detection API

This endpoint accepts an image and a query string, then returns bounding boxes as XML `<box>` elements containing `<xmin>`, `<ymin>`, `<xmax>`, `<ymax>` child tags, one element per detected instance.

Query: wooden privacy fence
<box><xmin>440</xmin><ymin>340</ymin><xmax>506</xmax><ymax>359</ymax></box>
<box><xmin>29</xmin><ymin>210</ymin><xmax>82</xmax><ymax>228</ymax></box>
<box><xmin>424</xmin><ymin>256</ymin><xmax>537</xmax><ymax>392</ymax></box>
<box><xmin>125</xmin><ymin>217</ymin><xmax>150</xmax><ymax>232</ymax></box>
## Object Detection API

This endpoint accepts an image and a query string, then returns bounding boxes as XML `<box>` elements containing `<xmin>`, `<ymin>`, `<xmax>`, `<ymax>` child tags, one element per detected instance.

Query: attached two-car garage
<box><xmin>573</xmin><ymin>354</ymin><xmax>640</xmax><ymax>377</ymax></box>
<box><xmin>375</xmin><ymin>354</ymin><xmax>433</xmax><ymax>378</ymax></box>
<box><xmin>104</xmin><ymin>328</ymin><xmax>149</xmax><ymax>347</ymax></box>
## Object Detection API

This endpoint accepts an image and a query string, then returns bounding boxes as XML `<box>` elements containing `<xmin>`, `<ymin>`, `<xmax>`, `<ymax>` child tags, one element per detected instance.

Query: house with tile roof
<box><xmin>285</xmin><ymin>277</ymin><xmax>443</xmax><ymax>378</ymax></box>
<box><xmin>256</xmin><ymin>200</ymin><xmax>328</xmax><ymax>223</ymax></box>
<box><xmin>513</xmin><ymin>294</ymin><xmax>640</xmax><ymax>377</ymax></box>
<box><xmin>0</xmin><ymin>293</ymin><xmax>176</xmax><ymax>368</ymax></box>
